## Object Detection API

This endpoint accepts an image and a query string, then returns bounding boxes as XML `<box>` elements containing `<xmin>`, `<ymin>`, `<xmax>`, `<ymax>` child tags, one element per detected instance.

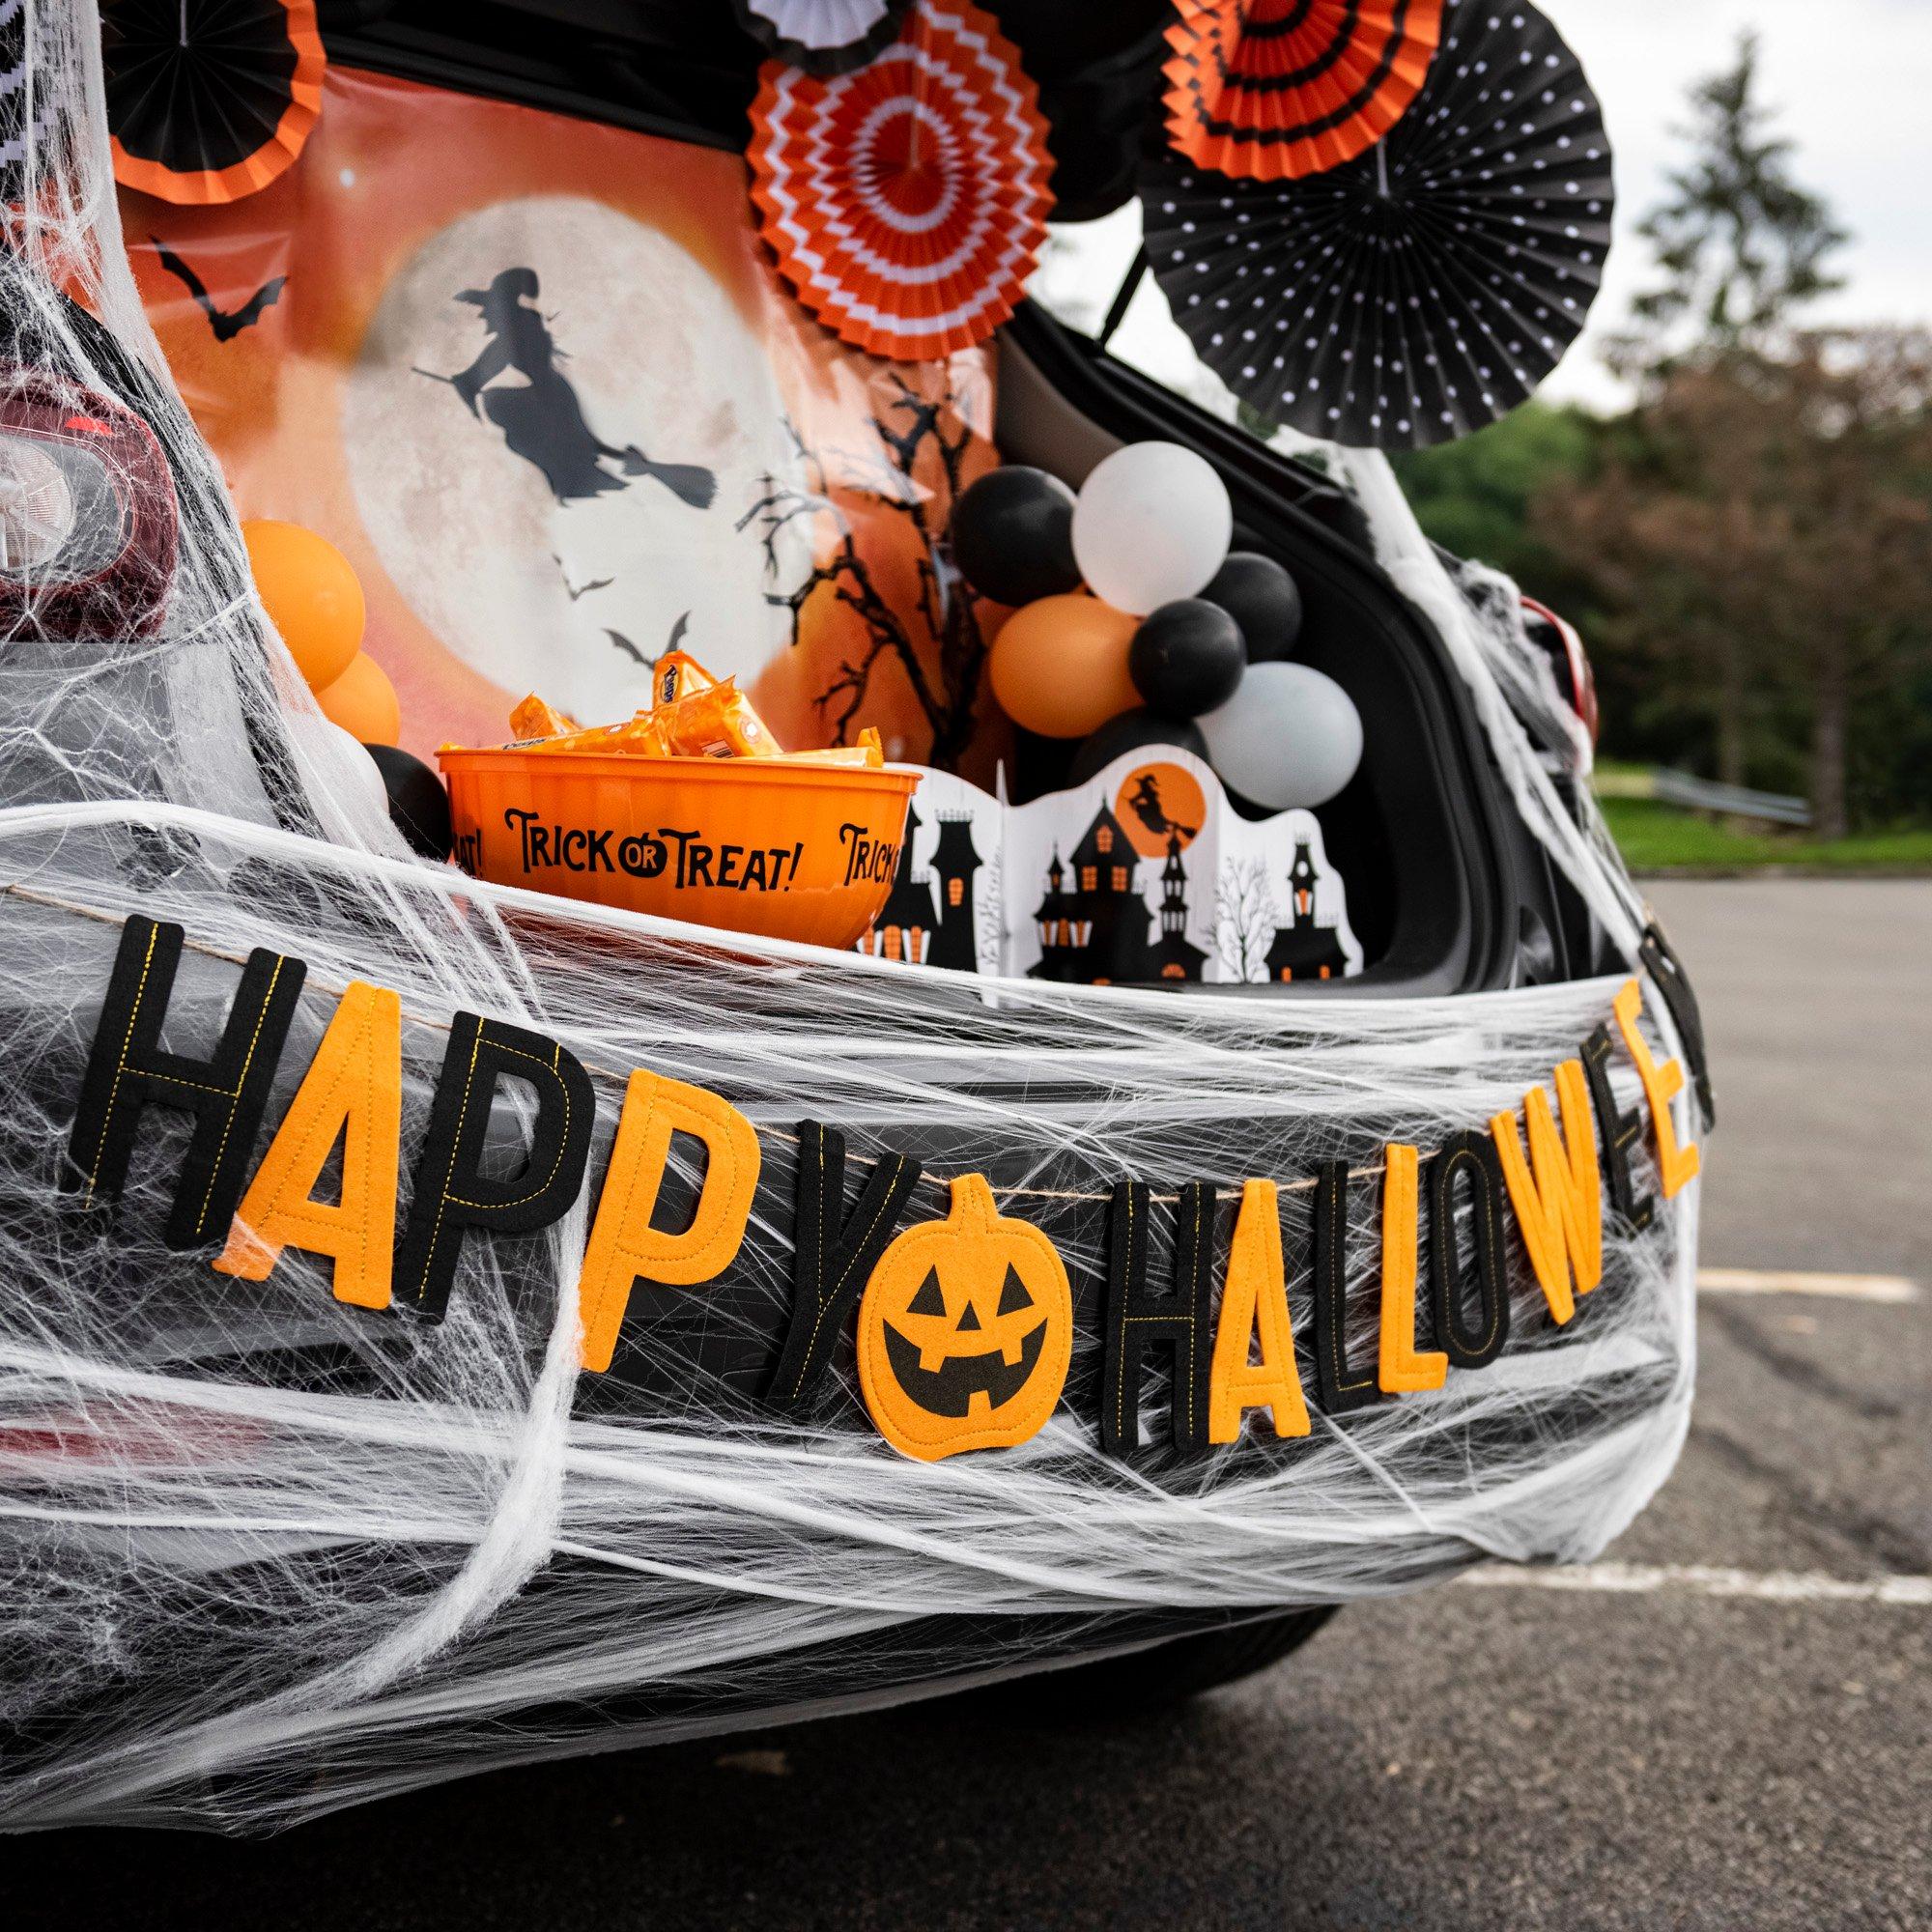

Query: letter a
<box><xmin>214</xmin><ymin>981</ymin><xmax>402</xmax><ymax>1310</ymax></box>
<box><xmin>1208</xmin><ymin>1180</ymin><xmax>1312</xmax><ymax>1443</ymax></box>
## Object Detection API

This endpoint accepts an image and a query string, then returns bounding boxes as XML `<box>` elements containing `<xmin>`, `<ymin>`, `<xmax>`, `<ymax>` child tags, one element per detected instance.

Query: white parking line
<box><xmin>1460</xmin><ymin>1561</ymin><xmax>1932</xmax><ymax>1606</ymax></box>
<box><xmin>1698</xmin><ymin>1267</ymin><xmax>1919</xmax><ymax>1303</ymax></box>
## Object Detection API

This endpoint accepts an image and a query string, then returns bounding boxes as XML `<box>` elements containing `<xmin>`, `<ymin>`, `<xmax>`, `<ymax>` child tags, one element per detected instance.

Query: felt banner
<box><xmin>63</xmin><ymin>912</ymin><xmax>1703</xmax><ymax>1466</ymax></box>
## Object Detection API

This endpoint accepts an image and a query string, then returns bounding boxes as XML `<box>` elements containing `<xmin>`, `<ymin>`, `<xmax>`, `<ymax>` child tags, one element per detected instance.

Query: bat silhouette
<box><xmin>604</xmin><ymin>612</ymin><xmax>689</xmax><ymax>668</ymax></box>
<box><xmin>552</xmin><ymin>555</ymin><xmax>612</xmax><ymax>602</ymax></box>
<box><xmin>151</xmin><ymin>238</ymin><xmax>285</xmax><ymax>342</ymax></box>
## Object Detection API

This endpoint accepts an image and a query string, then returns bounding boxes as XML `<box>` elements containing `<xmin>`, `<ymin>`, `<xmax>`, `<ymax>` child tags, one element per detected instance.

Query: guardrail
<box><xmin>1594</xmin><ymin>767</ymin><xmax>1812</xmax><ymax>828</ymax></box>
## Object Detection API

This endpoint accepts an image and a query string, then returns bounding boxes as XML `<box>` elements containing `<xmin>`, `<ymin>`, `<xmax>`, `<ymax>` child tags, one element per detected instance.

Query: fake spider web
<box><xmin>0</xmin><ymin>0</ymin><xmax>1695</xmax><ymax>1831</ymax></box>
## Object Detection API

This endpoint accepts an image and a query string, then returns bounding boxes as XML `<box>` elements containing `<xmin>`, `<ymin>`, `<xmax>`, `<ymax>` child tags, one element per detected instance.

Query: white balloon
<box><xmin>1071</xmin><ymin>441</ymin><xmax>1232</xmax><ymax>616</ymax></box>
<box><xmin>1198</xmin><ymin>661</ymin><xmax>1364</xmax><ymax>810</ymax></box>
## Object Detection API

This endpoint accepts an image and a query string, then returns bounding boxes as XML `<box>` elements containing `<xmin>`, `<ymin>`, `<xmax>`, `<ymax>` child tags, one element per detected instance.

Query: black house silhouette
<box><xmin>863</xmin><ymin>806</ymin><xmax>983</xmax><ymax>970</ymax></box>
<box><xmin>1031</xmin><ymin>799</ymin><xmax>1208</xmax><ymax>985</ymax></box>
<box><xmin>1264</xmin><ymin>839</ymin><xmax>1350</xmax><ymax>981</ymax></box>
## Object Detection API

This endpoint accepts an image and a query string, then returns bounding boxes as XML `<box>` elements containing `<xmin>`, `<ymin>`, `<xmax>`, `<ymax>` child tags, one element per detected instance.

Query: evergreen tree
<box><xmin>1626</xmin><ymin>31</ymin><xmax>1849</xmax><ymax>362</ymax></box>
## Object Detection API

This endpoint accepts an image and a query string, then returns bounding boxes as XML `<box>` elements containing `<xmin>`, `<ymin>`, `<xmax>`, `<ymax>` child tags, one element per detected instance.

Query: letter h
<box><xmin>64</xmin><ymin>916</ymin><xmax>305</xmax><ymax>1250</ymax></box>
<box><xmin>1100</xmin><ymin>1179</ymin><xmax>1214</xmax><ymax>1459</ymax></box>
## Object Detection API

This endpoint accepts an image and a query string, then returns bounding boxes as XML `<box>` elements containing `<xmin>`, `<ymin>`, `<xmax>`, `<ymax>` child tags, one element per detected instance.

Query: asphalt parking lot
<box><xmin>6</xmin><ymin>878</ymin><xmax>1928</xmax><ymax>1930</ymax></box>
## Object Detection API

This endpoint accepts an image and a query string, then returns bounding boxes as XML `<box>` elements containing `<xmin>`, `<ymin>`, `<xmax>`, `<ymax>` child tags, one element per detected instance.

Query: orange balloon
<box><xmin>242</xmin><ymin>519</ymin><xmax>366</xmax><ymax>693</ymax></box>
<box><xmin>988</xmin><ymin>593</ymin><xmax>1140</xmax><ymax>739</ymax></box>
<box><xmin>316</xmin><ymin>651</ymin><xmax>401</xmax><ymax>747</ymax></box>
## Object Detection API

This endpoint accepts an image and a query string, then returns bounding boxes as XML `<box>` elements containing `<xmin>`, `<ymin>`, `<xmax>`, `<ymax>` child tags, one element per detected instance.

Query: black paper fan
<box><xmin>732</xmin><ymin>0</ymin><xmax>911</xmax><ymax>75</ymax></box>
<box><xmin>1142</xmin><ymin>0</ymin><xmax>1613</xmax><ymax>448</ymax></box>
<box><xmin>104</xmin><ymin>0</ymin><xmax>326</xmax><ymax>205</ymax></box>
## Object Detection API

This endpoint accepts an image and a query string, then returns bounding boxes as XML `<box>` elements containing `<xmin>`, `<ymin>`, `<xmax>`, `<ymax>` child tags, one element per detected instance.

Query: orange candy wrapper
<box><xmin>496</xmin><ymin>651</ymin><xmax>882</xmax><ymax>767</ymax></box>
<box><xmin>508</xmin><ymin>693</ymin><xmax>581</xmax><ymax>742</ymax></box>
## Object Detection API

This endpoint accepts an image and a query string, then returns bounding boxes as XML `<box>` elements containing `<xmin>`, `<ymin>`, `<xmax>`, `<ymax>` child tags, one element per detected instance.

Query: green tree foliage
<box><xmin>1624</xmin><ymin>31</ymin><xmax>1848</xmax><ymax>361</ymax></box>
<box><xmin>1536</xmin><ymin>332</ymin><xmax>1932</xmax><ymax>835</ymax></box>
<box><xmin>1390</xmin><ymin>404</ymin><xmax>1600</xmax><ymax>611</ymax></box>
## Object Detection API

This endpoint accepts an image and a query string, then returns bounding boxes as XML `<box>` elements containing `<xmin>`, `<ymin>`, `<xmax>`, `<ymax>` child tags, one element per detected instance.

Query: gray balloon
<box><xmin>1198</xmin><ymin>662</ymin><xmax>1362</xmax><ymax>810</ymax></box>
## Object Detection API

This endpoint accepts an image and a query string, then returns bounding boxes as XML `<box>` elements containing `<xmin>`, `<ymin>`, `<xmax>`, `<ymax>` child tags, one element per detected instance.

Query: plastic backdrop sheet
<box><xmin>121</xmin><ymin>65</ymin><xmax>1011</xmax><ymax>781</ymax></box>
<box><xmin>0</xmin><ymin>0</ymin><xmax>1699</xmax><ymax>1832</ymax></box>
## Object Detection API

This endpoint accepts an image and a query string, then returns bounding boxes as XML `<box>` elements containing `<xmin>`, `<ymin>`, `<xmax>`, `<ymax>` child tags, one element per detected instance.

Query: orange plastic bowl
<box><xmin>438</xmin><ymin>749</ymin><xmax>921</xmax><ymax>951</ymax></box>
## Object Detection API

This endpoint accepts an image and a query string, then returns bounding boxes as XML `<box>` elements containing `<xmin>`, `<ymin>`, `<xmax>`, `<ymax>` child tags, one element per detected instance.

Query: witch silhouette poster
<box><xmin>121</xmin><ymin>66</ymin><xmax>1011</xmax><ymax>783</ymax></box>
<box><xmin>855</xmin><ymin>748</ymin><xmax>1362</xmax><ymax>987</ymax></box>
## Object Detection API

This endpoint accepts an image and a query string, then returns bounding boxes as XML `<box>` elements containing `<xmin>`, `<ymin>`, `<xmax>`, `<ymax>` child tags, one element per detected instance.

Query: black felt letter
<box><xmin>1427</xmin><ymin>1130</ymin><xmax>1511</xmax><ymax>1368</ymax></box>
<box><xmin>1638</xmin><ymin>923</ymin><xmax>1715</xmax><ymax>1130</ymax></box>
<box><xmin>64</xmin><ymin>915</ymin><xmax>305</xmax><ymax>1250</ymax></box>
<box><xmin>765</xmin><ymin>1120</ymin><xmax>921</xmax><ymax>1409</ymax></box>
<box><xmin>1311</xmin><ymin>1158</ymin><xmax>1381</xmax><ymax>1414</ymax></box>
<box><xmin>1100</xmin><ymin>1179</ymin><xmax>1214</xmax><ymax>1458</ymax></box>
<box><xmin>394</xmin><ymin>1012</ymin><xmax>594</xmax><ymax>1320</ymax></box>
<box><xmin>1580</xmin><ymin>1022</ymin><xmax>1653</xmax><ymax>1233</ymax></box>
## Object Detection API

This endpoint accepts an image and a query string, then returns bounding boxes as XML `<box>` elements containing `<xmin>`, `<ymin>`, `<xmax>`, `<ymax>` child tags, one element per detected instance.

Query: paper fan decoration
<box><xmin>104</xmin><ymin>0</ymin><xmax>326</xmax><ymax>206</ymax></box>
<box><xmin>1</xmin><ymin>0</ymin><xmax>61</xmax><ymax>203</ymax></box>
<box><xmin>1143</xmin><ymin>0</ymin><xmax>1613</xmax><ymax>447</ymax></box>
<box><xmin>733</xmin><ymin>0</ymin><xmax>912</xmax><ymax>76</ymax></box>
<box><xmin>748</xmin><ymin>0</ymin><xmax>1054</xmax><ymax>362</ymax></box>
<box><xmin>1163</xmin><ymin>0</ymin><xmax>1444</xmax><ymax>182</ymax></box>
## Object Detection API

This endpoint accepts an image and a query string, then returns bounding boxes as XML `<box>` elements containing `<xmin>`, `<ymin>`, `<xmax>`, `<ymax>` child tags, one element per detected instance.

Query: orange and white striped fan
<box><xmin>1163</xmin><ymin>0</ymin><xmax>1441</xmax><ymax>183</ymax></box>
<box><xmin>748</xmin><ymin>0</ymin><xmax>1054</xmax><ymax>361</ymax></box>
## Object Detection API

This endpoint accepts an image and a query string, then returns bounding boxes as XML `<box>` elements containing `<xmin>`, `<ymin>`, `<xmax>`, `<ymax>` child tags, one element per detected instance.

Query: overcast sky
<box><xmin>1039</xmin><ymin>0</ymin><xmax>1932</xmax><ymax>412</ymax></box>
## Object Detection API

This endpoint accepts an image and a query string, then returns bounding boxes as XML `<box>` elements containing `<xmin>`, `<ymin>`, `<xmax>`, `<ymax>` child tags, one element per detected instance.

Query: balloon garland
<box><xmin>954</xmin><ymin>441</ymin><xmax>1364</xmax><ymax>811</ymax></box>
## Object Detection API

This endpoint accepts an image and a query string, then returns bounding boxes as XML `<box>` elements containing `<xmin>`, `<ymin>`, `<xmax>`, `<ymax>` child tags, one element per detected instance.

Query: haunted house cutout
<box><xmin>863</xmin><ymin>806</ymin><xmax>982</xmax><ymax>969</ymax></box>
<box><xmin>1031</xmin><ymin>799</ymin><xmax>1208</xmax><ymax>985</ymax></box>
<box><xmin>1264</xmin><ymin>840</ymin><xmax>1350</xmax><ymax>982</ymax></box>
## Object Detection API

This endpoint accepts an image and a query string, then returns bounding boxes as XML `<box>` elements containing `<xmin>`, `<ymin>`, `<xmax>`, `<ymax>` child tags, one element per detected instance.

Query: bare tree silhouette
<box><xmin>1215</xmin><ymin>857</ymin><xmax>1278</xmax><ymax>983</ymax></box>
<box><xmin>974</xmin><ymin>842</ymin><xmax>1005</xmax><ymax>975</ymax></box>
<box><xmin>736</xmin><ymin>372</ymin><xmax>991</xmax><ymax>768</ymax></box>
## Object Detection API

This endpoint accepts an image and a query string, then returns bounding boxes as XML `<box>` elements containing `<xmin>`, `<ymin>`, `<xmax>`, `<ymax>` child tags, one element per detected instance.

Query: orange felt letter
<box><xmin>1208</xmin><ymin>1179</ymin><xmax>1311</xmax><ymax>1443</ymax></box>
<box><xmin>578</xmin><ymin>1070</ymin><xmax>761</xmax><ymax>1373</ymax></box>
<box><xmin>1613</xmin><ymin>978</ymin><xmax>1701</xmax><ymax>1199</ymax></box>
<box><xmin>1378</xmin><ymin>1144</ymin><xmax>1446</xmax><ymax>1394</ymax></box>
<box><xmin>1491</xmin><ymin>1059</ymin><xmax>1604</xmax><ymax>1326</ymax></box>
<box><xmin>213</xmin><ymin>980</ymin><xmax>402</xmax><ymax>1310</ymax></box>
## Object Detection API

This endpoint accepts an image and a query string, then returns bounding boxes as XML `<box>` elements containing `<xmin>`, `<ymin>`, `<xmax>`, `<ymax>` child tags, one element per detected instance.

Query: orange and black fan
<box><xmin>1162</xmin><ymin>0</ymin><xmax>1441</xmax><ymax>182</ymax></box>
<box><xmin>104</xmin><ymin>0</ymin><xmax>326</xmax><ymax>205</ymax></box>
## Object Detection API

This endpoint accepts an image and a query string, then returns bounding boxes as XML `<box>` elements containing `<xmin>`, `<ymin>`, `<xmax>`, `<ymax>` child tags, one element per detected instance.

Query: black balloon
<box><xmin>365</xmin><ymin>743</ymin><xmax>452</xmax><ymax>861</ymax></box>
<box><xmin>1127</xmin><ymin>599</ymin><xmax>1245</xmax><ymax>719</ymax></box>
<box><xmin>1201</xmin><ymin>552</ymin><xmax>1303</xmax><ymax>663</ymax></box>
<box><xmin>1066</xmin><ymin>708</ymin><xmax>1209</xmax><ymax>786</ymax></box>
<box><xmin>949</xmin><ymin>466</ymin><xmax>1081</xmax><ymax>607</ymax></box>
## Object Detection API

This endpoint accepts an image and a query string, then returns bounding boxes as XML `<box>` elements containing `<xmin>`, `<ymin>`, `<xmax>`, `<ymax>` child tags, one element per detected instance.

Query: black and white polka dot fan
<box><xmin>1141</xmin><ymin>0</ymin><xmax>1613</xmax><ymax>448</ymax></box>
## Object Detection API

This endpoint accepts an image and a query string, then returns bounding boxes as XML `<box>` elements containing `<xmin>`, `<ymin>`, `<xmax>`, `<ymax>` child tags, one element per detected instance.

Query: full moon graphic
<box><xmin>1115</xmin><ymin>762</ymin><xmax>1207</xmax><ymax>858</ymax></box>
<box><xmin>344</xmin><ymin>196</ymin><xmax>805</xmax><ymax>724</ymax></box>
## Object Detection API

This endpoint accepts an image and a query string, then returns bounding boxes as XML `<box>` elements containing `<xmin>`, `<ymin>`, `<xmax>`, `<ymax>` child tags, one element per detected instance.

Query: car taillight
<box><xmin>0</xmin><ymin>364</ymin><xmax>178</xmax><ymax>642</ymax></box>
<box><xmin>1521</xmin><ymin>594</ymin><xmax>1599</xmax><ymax>746</ymax></box>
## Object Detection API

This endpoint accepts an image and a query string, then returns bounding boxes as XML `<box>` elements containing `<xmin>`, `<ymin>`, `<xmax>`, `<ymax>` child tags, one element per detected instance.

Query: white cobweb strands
<box><xmin>0</xmin><ymin>2</ymin><xmax>1697</xmax><ymax>1832</ymax></box>
<box><xmin>0</xmin><ymin>0</ymin><xmax>405</xmax><ymax>854</ymax></box>
<box><xmin>2</xmin><ymin>804</ymin><xmax>1695</xmax><ymax>1830</ymax></box>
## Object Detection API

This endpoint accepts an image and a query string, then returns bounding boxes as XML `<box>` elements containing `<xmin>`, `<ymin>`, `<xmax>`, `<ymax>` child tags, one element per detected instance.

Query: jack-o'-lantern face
<box><xmin>857</xmin><ymin>1174</ymin><xmax>1073</xmax><ymax>1461</ymax></box>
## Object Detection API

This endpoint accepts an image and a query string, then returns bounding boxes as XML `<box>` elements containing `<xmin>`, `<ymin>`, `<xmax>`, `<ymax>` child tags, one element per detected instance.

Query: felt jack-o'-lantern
<box><xmin>857</xmin><ymin>1173</ymin><xmax>1073</xmax><ymax>1462</ymax></box>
